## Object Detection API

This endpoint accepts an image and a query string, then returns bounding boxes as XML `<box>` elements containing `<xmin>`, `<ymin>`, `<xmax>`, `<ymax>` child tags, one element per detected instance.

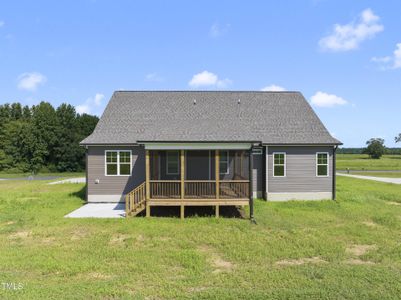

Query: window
<box><xmin>273</xmin><ymin>152</ymin><xmax>286</xmax><ymax>177</ymax></box>
<box><xmin>105</xmin><ymin>150</ymin><xmax>132</xmax><ymax>176</ymax></box>
<box><xmin>316</xmin><ymin>152</ymin><xmax>329</xmax><ymax>176</ymax></box>
<box><xmin>166</xmin><ymin>151</ymin><xmax>179</xmax><ymax>175</ymax></box>
<box><xmin>220</xmin><ymin>151</ymin><xmax>229</xmax><ymax>174</ymax></box>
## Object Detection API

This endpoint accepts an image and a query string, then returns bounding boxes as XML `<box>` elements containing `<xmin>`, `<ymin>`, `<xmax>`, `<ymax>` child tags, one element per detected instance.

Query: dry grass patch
<box><xmin>8</xmin><ymin>230</ymin><xmax>31</xmax><ymax>239</ymax></box>
<box><xmin>386</xmin><ymin>201</ymin><xmax>401</xmax><ymax>206</ymax></box>
<box><xmin>109</xmin><ymin>234</ymin><xmax>130</xmax><ymax>245</ymax></box>
<box><xmin>345</xmin><ymin>258</ymin><xmax>375</xmax><ymax>265</ymax></box>
<box><xmin>275</xmin><ymin>256</ymin><xmax>326</xmax><ymax>266</ymax></box>
<box><xmin>85</xmin><ymin>272</ymin><xmax>115</xmax><ymax>280</ymax></box>
<box><xmin>198</xmin><ymin>245</ymin><xmax>234</xmax><ymax>274</ymax></box>
<box><xmin>362</xmin><ymin>220</ymin><xmax>378</xmax><ymax>227</ymax></box>
<box><xmin>70</xmin><ymin>228</ymin><xmax>88</xmax><ymax>241</ymax></box>
<box><xmin>345</xmin><ymin>244</ymin><xmax>377</xmax><ymax>256</ymax></box>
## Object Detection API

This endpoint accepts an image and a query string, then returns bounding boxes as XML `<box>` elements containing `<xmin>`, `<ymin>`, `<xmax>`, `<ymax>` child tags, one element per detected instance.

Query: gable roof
<box><xmin>80</xmin><ymin>91</ymin><xmax>341</xmax><ymax>145</ymax></box>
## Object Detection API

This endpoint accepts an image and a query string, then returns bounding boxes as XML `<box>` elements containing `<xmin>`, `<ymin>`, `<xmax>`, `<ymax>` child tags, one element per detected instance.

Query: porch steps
<box><xmin>129</xmin><ymin>203</ymin><xmax>146</xmax><ymax>216</ymax></box>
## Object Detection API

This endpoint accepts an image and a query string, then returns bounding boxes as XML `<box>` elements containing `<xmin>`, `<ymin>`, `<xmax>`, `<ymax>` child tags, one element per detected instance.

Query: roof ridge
<box><xmin>114</xmin><ymin>90</ymin><xmax>302</xmax><ymax>93</ymax></box>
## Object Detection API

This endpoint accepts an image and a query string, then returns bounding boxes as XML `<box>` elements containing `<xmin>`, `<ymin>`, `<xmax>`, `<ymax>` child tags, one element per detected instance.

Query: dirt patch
<box><xmin>198</xmin><ymin>245</ymin><xmax>234</xmax><ymax>274</ymax></box>
<box><xmin>345</xmin><ymin>244</ymin><xmax>377</xmax><ymax>256</ymax></box>
<box><xmin>387</xmin><ymin>201</ymin><xmax>401</xmax><ymax>206</ymax></box>
<box><xmin>109</xmin><ymin>234</ymin><xmax>130</xmax><ymax>245</ymax></box>
<box><xmin>8</xmin><ymin>231</ymin><xmax>31</xmax><ymax>239</ymax></box>
<box><xmin>345</xmin><ymin>258</ymin><xmax>375</xmax><ymax>265</ymax></box>
<box><xmin>362</xmin><ymin>221</ymin><xmax>378</xmax><ymax>227</ymax></box>
<box><xmin>275</xmin><ymin>256</ymin><xmax>326</xmax><ymax>266</ymax></box>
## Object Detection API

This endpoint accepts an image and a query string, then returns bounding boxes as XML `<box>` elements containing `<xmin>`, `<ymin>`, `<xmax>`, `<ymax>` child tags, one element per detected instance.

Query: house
<box><xmin>80</xmin><ymin>91</ymin><xmax>341</xmax><ymax>219</ymax></box>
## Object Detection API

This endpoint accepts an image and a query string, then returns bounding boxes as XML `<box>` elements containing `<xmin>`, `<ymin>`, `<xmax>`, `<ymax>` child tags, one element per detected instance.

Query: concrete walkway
<box><xmin>65</xmin><ymin>203</ymin><xmax>125</xmax><ymax>218</ymax></box>
<box><xmin>49</xmin><ymin>177</ymin><xmax>86</xmax><ymax>185</ymax></box>
<box><xmin>337</xmin><ymin>173</ymin><xmax>401</xmax><ymax>185</ymax></box>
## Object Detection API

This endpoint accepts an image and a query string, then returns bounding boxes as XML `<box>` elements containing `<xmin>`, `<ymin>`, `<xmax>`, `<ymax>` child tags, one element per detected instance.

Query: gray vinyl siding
<box><xmin>267</xmin><ymin>146</ymin><xmax>333</xmax><ymax>193</ymax></box>
<box><xmin>252</xmin><ymin>153</ymin><xmax>263</xmax><ymax>197</ymax></box>
<box><xmin>87</xmin><ymin>146</ymin><xmax>145</xmax><ymax>196</ymax></box>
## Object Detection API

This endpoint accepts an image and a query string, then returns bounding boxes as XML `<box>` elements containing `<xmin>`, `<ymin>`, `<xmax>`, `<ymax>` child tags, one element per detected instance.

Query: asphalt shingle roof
<box><xmin>80</xmin><ymin>91</ymin><xmax>341</xmax><ymax>145</ymax></box>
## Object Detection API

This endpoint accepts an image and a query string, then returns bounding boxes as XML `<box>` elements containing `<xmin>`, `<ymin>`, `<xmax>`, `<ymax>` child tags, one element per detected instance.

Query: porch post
<box><xmin>215</xmin><ymin>150</ymin><xmax>220</xmax><ymax>200</ymax></box>
<box><xmin>180</xmin><ymin>150</ymin><xmax>185</xmax><ymax>219</ymax></box>
<box><xmin>145</xmin><ymin>150</ymin><xmax>150</xmax><ymax>217</ymax></box>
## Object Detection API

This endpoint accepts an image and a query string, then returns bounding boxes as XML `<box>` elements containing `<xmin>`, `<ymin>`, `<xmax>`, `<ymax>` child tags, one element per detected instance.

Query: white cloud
<box><xmin>319</xmin><ymin>8</ymin><xmax>383</xmax><ymax>52</ymax></box>
<box><xmin>145</xmin><ymin>72</ymin><xmax>163</xmax><ymax>82</ymax></box>
<box><xmin>76</xmin><ymin>93</ymin><xmax>105</xmax><ymax>115</ymax></box>
<box><xmin>261</xmin><ymin>84</ymin><xmax>286</xmax><ymax>92</ymax></box>
<box><xmin>372</xmin><ymin>43</ymin><xmax>401</xmax><ymax>70</ymax></box>
<box><xmin>17</xmin><ymin>72</ymin><xmax>47</xmax><ymax>91</ymax></box>
<box><xmin>0</xmin><ymin>21</ymin><xmax>4</xmax><ymax>28</ymax></box>
<box><xmin>310</xmin><ymin>91</ymin><xmax>348</xmax><ymax>108</ymax></box>
<box><xmin>209</xmin><ymin>22</ymin><xmax>230</xmax><ymax>38</ymax></box>
<box><xmin>188</xmin><ymin>71</ymin><xmax>232</xmax><ymax>88</ymax></box>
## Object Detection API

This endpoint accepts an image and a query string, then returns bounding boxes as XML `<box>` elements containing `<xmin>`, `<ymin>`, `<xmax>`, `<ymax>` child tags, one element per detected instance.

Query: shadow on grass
<box><xmin>70</xmin><ymin>185</ymin><xmax>86</xmax><ymax>203</ymax></box>
<box><xmin>136</xmin><ymin>205</ymin><xmax>246</xmax><ymax>219</ymax></box>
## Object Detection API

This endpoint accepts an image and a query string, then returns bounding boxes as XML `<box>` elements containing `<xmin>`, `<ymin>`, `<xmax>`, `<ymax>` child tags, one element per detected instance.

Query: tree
<box><xmin>395</xmin><ymin>134</ymin><xmax>401</xmax><ymax>143</ymax></box>
<box><xmin>364</xmin><ymin>138</ymin><xmax>386</xmax><ymax>159</ymax></box>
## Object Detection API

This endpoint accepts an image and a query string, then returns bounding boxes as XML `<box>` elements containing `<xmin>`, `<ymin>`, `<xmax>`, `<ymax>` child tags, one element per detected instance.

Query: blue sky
<box><xmin>1</xmin><ymin>0</ymin><xmax>400</xmax><ymax>147</ymax></box>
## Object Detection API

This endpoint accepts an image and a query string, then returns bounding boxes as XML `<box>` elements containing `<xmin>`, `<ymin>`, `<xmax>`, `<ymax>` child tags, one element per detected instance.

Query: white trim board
<box><xmin>144</xmin><ymin>143</ymin><xmax>252</xmax><ymax>150</ymax></box>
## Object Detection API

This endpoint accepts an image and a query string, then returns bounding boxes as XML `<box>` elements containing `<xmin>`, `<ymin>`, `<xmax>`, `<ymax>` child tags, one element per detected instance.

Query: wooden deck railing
<box><xmin>125</xmin><ymin>182</ymin><xmax>146</xmax><ymax>216</ymax></box>
<box><xmin>185</xmin><ymin>180</ymin><xmax>216</xmax><ymax>199</ymax></box>
<box><xmin>149</xmin><ymin>180</ymin><xmax>181</xmax><ymax>199</ymax></box>
<box><xmin>220</xmin><ymin>180</ymin><xmax>249</xmax><ymax>199</ymax></box>
<box><xmin>149</xmin><ymin>180</ymin><xmax>249</xmax><ymax>200</ymax></box>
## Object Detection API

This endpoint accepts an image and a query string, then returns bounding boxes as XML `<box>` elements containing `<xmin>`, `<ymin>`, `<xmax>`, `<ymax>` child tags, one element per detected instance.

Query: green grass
<box><xmin>0</xmin><ymin>172</ymin><xmax>85</xmax><ymax>179</ymax></box>
<box><xmin>339</xmin><ymin>172</ymin><xmax>401</xmax><ymax>178</ymax></box>
<box><xmin>1</xmin><ymin>178</ymin><xmax>401</xmax><ymax>299</ymax></box>
<box><xmin>337</xmin><ymin>154</ymin><xmax>401</xmax><ymax>170</ymax></box>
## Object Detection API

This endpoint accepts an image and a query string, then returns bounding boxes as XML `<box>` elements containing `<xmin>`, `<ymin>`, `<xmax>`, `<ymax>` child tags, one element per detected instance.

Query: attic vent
<box><xmin>238</xmin><ymin>99</ymin><xmax>241</xmax><ymax>104</ymax></box>
<box><xmin>193</xmin><ymin>99</ymin><xmax>197</xmax><ymax>105</ymax></box>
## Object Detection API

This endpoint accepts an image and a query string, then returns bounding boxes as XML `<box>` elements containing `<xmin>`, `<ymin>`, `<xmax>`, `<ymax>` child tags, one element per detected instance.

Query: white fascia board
<box><xmin>144</xmin><ymin>143</ymin><xmax>252</xmax><ymax>150</ymax></box>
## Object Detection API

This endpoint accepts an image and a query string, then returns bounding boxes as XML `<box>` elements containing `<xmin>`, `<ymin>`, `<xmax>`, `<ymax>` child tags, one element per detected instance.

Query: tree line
<box><xmin>0</xmin><ymin>102</ymin><xmax>98</xmax><ymax>173</ymax></box>
<box><xmin>338</xmin><ymin>135</ymin><xmax>401</xmax><ymax>159</ymax></box>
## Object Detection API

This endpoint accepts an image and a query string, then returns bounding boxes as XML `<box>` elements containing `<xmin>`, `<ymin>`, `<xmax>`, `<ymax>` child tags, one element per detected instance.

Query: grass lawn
<box><xmin>339</xmin><ymin>172</ymin><xmax>401</xmax><ymax>178</ymax></box>
<box><xmin>337</xmin><ymin>154</ymin><xmax>401</xmax><ymax>171</ymax></box>
<box><xmin>0</xmin><ymin>172</ymin><xmax>85</xmax><ymax>179</ymax></box>
<box><xmin>1</xmin><ymin>178</ymin><xmax>401</xmax><ymax>299</ymax></box>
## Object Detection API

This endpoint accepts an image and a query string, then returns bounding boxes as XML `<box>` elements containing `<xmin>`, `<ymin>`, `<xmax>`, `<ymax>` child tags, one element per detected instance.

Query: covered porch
<box><xmin>126</xmin><ymin>143</ymin><xmax>253</xmax><ymax>218</ymax></box>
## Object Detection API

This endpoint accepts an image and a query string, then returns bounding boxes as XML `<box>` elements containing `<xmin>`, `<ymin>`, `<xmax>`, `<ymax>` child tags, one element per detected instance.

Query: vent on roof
<box><xmin>193</xmin><ymin>99</ymin><xmax>196</xmax><ymax>105</ymax></box>
<box><xmin>238</xmin><ymin>99</ymin><xmax>241</xmax><ymax>104</ymax></box>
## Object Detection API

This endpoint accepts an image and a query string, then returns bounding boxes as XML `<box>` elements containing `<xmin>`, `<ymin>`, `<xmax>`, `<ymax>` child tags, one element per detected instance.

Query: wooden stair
<box><xmin>125</xmin><ymin>182</ymin><xmax>146</xmax><ymax>217</ymax></box>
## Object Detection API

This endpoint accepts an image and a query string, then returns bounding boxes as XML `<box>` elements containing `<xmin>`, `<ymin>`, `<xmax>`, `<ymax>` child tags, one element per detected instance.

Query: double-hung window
<box><xmin>220</xmin><ymin>151</ymin><xmax>229</xmax><ymax>174</ymax></box>
<box><xmin>166</xmin><ymin>151</ymin><xmax>179</xmax><ymax>175</ymax></box>
<box><xmin>105</xmin><ymin>150</ymin><xmax>132</xmax><ymax>176</ymax></box>
<box><xmin>316</xmin><ymin>152</ymin><xmax>329</xmax><ymax>176</ymax></box>
<box><xmin>273</xmin><ymin>152</ymin><xmax>286</xmax><ymax>177</ymax></box>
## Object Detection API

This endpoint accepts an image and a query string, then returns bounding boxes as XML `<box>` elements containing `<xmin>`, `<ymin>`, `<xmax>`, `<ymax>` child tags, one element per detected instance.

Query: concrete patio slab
<box><xmin>65</xmin><ymin>203</ymin><xmax>125</xmax><ymax>218</ymax></box>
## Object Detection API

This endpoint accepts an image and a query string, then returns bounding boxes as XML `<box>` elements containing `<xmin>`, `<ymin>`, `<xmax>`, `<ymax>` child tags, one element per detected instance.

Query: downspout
<box><xmin>332</xmin><ymin>145</ymin><xmax>338</xmax><ymax>200</ymax></box>
<box><xmin>85</xmin><ymin>146</ymin><xmax>89</xmax><ymax>203</ymax></box>
<box><xmin>249</xmin><ymin>148</ymin><xmax>256</xmax><ymax>223</ymax></box>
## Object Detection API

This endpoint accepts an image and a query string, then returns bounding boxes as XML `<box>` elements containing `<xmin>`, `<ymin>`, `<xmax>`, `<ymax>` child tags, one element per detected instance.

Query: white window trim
<box><xmin>166</xmin><ymin>151</ymin><xmax>179</xmax><ymax>175</ymax></box>
<box><xmin>105</xmin><ymin>150</ymin><xmax>132</xmax><ymax>176</ymax></box>
<box><xmin>316</xmin><ymin>152</ymin><xmax>329</xmax><ymax>177</ymax></box>
<box><xmin>273</xmin><ymin>152</ymin><xmax>286</xmax><ymax>177</ymax></box>
<box><xmin>219</xmin><ymin>150</ymin><xmax>229</xmax><ymax>175</ymax></box>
